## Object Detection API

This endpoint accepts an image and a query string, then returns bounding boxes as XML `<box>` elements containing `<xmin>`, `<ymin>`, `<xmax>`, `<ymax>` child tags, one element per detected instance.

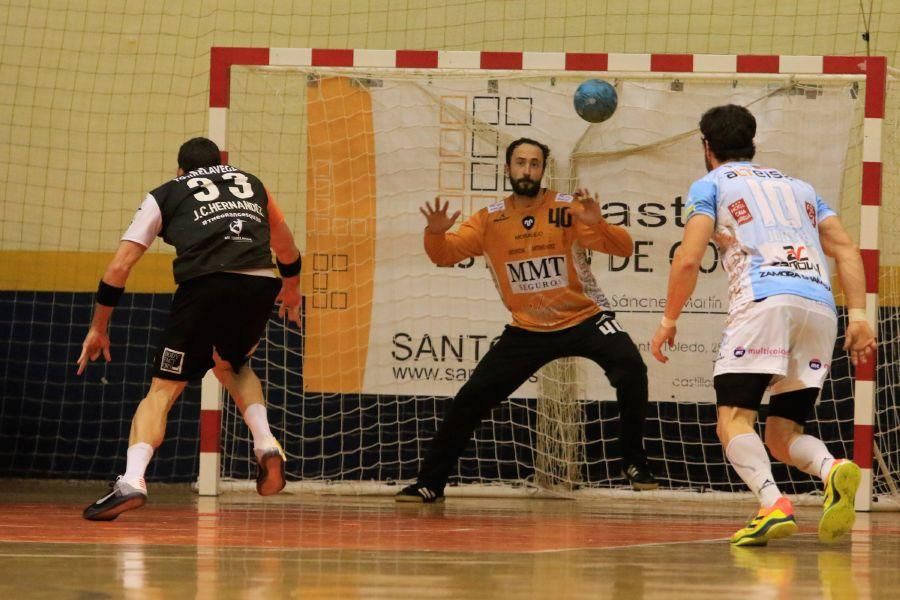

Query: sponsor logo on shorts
<box><xmin>732</xmin><ymin>346</ymin><xmax>789</xmax><ymax>359</ymax></box>
<box><xmin>159</xmin><ymin>347</ymin><xmax>185</xmax><ymax>374</ymax></box>
<box><xmin>809</xmin><ymin>358</ymin><xmax>822</xmax><ymax>370</ymax></box>
<box><xmin>727</xmin><ymin>198</ymin><xmax>753</xmax><ymax>224</ymax></box>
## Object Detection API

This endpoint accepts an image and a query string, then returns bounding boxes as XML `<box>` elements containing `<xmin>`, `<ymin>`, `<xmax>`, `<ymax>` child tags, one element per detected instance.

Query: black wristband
<box><xmin>96</xmin><ymin>280</ymin><xmax>125</xmax><ymax>307</ymax></box>
<box><xmin>276</xmin><ymin>256</ymin><xmax>302</xmax><ymax>278</ymax></box>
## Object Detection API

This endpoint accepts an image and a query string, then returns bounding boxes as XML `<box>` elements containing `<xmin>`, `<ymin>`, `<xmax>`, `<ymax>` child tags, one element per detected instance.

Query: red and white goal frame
<box><xmin>198</xmin><ymin>48</ymin><xmax>886</xmax><ymax>510</ymax></box>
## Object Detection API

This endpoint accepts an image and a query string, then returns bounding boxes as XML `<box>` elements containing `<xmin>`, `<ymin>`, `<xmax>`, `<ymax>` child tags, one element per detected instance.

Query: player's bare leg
<box><xmin>83</xmin><ymin>377</ymin><xmax>186</xmax><ymax>521</ymax></box>
<box><xmin>212</xmin><ymin>355</ymin><xmax>285</xmax><ymax>495</ymax></box>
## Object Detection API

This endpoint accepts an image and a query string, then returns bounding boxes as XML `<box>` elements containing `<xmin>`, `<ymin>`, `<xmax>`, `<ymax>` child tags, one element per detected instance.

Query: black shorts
<box><xmin>152</xmin><ymin>272</ymin><xmax>281</xmax><ymax>381</ymax></box>
<box><xmin>713</xmin><ymin>373</ymin><xmax>820</xmax><ymax>426</ymax></box>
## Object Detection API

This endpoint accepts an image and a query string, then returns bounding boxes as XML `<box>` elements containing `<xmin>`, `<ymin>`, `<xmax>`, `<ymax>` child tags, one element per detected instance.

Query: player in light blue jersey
<box><xmin>650</xmin><ymin>104</ymin><xmax>876</xmax><ymax>547</ymax></box>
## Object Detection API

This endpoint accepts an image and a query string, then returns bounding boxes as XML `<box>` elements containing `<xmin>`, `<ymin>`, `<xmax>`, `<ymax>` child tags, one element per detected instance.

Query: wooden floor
<box><xmin>1</xmin><ymin>480</ymin><xmax>898</xmax><ymax>599</ymax></box>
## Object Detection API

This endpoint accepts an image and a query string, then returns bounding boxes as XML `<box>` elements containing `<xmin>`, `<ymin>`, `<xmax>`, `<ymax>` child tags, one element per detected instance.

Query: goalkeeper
<box><xmin>396</xmin><ymin>137</ymin><xmax>657</xmax><ymax>503</ymax></box>
<box><xmin>650</xmin><ymin>105</ymin><xmax>877</xmax><ymax>546</ymax></box>
<box><xmin>77</xmin><ymin>137</ymin><xmax>302</xmax><ymax>520</ymax></box>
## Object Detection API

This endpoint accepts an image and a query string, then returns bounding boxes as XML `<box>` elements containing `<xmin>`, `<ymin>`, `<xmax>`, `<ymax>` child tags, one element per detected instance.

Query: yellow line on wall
<box><xmin>0</xmin><ymin>251</ymin><xmax>176</xmax><ymax>293</ymax></box>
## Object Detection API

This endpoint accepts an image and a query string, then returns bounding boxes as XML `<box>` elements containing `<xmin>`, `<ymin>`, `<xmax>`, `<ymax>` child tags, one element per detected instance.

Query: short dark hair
<box><xmin>505</xmin><ymin>137</ymin><xmax>550</xmax><ymax>166</ymax></box>
<box><xmin>178</xmin><ymin>137</ymin><xmax>222</xmax><ymax>172</ymax></box>
<box><xmin>699</xmin><ymin>104</ymin><xmax>756</xmax><ymax>162</ymax></box>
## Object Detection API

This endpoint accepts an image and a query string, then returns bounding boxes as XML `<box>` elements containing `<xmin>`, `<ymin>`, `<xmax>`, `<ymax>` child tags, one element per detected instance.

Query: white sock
<box><xmin>726</xmin><ymin>433</ymin><xmax>782</xmax><ymax>508</ymax></box>
<box><xmin>244</xmin><ymin>403</ymin><xmax>276</xmax><ymax>450</ymax></box>
<box><xmin>788</xmin><ymin>434</ymin><xmax>835</xmax><ymax>481</ymax></box>
<box><xmin>122</xmin><ymin>442</ymin><xmax>153</xmax><ymax>491</ymax></box>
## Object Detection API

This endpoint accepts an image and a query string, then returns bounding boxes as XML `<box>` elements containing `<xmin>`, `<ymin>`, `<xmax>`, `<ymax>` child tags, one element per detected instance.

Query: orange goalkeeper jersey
<box><xmin>424</xmin><ymin>189</ymin><xmax>633</xmax><ymax>332</ymax></box>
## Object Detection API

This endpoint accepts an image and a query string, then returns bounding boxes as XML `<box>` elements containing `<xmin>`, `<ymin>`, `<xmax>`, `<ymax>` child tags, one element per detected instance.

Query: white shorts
<box><xmin>714</xmin><ymin>295</ymin><xmax>837</xmax><ymax>394</ymax></box>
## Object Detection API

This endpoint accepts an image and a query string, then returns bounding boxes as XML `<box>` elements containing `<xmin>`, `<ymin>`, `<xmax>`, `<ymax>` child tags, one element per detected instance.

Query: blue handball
<box><xmin>573</xmin><ymin>79</ymin><xmax>618</xmax><ymax>123</ymax></box>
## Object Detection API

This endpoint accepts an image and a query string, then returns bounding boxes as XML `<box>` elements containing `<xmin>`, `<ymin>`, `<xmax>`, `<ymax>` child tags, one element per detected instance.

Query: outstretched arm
<box><xmin>76</xmin><ymin>240</ymin><xmax>147</xmax><ymax>374</ymax></box>
<box><xmin>268</xmin><ymin>194</ymin><xmax>302</xmax><ymax>327</ymax></box>
<box><xmin>421</xmin><ymin>197</ymin><xmax>483</xmax><ymax>265</ymax></box>
<box><xmin>650</xmin><ymin>214</ymin><xmax>714</xmax><ymax>363</ymax></box>
<box><xmin>819</xmin><ymin>216</ymin><xmax>877</xmax><ymax>366</ymax></box>
<box><xmin>570</xmin><ymin>188</ymin><xmax>632</xmax><ymax>257</ymax></box>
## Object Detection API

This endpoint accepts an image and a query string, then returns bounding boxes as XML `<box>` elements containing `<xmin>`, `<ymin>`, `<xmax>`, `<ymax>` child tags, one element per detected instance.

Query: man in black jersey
<box><xmin>77</xmin><ymin>137</ymin><xmax>302</xmax><ymax>521</ymax></box>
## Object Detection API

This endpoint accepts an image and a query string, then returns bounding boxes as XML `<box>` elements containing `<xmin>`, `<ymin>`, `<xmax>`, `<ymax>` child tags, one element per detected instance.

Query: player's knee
<box><xmin>452</xmin><ymin>387</ymin><xmax>501</xmax><ymax>422</ymax></box>
<box><xmin>715</xmin><ymin>420</ymin><xmax>728</xmax><ymax>445</ymax></box>
<box><xmin>140</xmin><ymin>378</ymin><xmax>185</xmax><ymax>412</ymax></box>
<box><xmin>141</xmin><ymin>390</ymin><xmax>173</xmax><ymax>414</ymax></box>
<box><xmin>763</xmin><ymin>428</ymin><xmax>784</xmax><ymax>461</ymax></box>
<box><xmin>763</xmin><ymin>416</ymin><xmax>801</xmax><ymax>462</ymax></box>
<box><xmin>212</xmin><ymin>361</ymin><xmax>234</xmax><ymax>383</ymax></box>
<box><xmin>607</xmin><ymin>354</ymin><xmax>647</xmax><ymax>388</ymax></box>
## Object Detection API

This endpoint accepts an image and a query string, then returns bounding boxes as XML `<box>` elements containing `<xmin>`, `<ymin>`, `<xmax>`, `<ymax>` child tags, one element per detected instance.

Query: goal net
<box><xmin>209</xmin><ymin>52</ymin><xmax>898</xmax><ymax>506</ymax></box>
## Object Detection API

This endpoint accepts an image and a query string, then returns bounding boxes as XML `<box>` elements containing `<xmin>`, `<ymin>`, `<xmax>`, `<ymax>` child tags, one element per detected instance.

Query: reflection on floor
<box><xmin>0</xmin><ymin>480</ymin><xmax>897</xmax><ymax>599</ymax></box>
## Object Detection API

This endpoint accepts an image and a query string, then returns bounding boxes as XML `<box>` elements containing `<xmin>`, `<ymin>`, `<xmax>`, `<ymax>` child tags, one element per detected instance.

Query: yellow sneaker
<box><xmin>819</xmin><ymin>459</ymin><xmax>861</xmax><ymax>543</ymax></box>
<box><xmin>731</xmin><ymin>497</ymin><xmax>798</xmax><ymax>547</ymax></box>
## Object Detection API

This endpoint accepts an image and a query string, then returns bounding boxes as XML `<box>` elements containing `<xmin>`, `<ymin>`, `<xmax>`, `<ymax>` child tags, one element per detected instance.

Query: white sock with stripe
<box><xmin>122</xmin><ymin>442</ymin><xmax>153</xmax><ymax>492</ymax></box>
<box><xmin>725</xmin><ymin>433</ymin><xmax>782</xmax><ymax>508</ymax></box>
<box><xmin>788</xmin><ymin>434</ymin><xmax>835</xmax><ymax>481</ymax></box>
<box><xmin>244</xmin><ymin>403</ymin><xmax>278</xmax><ymax>456</ymax></box>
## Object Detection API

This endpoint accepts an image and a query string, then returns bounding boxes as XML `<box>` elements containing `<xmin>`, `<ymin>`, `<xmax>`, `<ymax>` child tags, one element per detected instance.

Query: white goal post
<box><xmin>198</xmin><ymin>48</ymin><xmax>890</xmax><ymax>511</ymax></box>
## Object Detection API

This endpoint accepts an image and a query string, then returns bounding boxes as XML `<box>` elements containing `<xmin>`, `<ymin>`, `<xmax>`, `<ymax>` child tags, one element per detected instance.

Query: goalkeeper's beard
<box><xmin>509</xmin><ymin>175</ymin><xmax>540</xmax><ymax>197</ymax></box>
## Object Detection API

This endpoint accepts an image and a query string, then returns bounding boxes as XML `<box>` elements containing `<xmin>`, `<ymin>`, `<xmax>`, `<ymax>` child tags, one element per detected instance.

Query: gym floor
<box><xmin>1</xmin><ymin>480</ymin><xmax>898</xmax><ymax>599</ymax></box>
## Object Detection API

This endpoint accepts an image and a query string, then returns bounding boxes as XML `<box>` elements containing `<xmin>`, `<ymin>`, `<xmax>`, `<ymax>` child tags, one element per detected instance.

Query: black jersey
<box><xmin>149</xmin><ymin>165</ymin><xmax>274</xmax><ymax>283</ymax></box>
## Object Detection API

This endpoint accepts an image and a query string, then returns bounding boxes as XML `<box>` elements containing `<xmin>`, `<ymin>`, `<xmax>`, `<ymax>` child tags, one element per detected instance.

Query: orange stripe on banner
<box><xmin>303</xmin><ymin>77</ymin><xmax>375</xmax><ymax>393</ymax></box>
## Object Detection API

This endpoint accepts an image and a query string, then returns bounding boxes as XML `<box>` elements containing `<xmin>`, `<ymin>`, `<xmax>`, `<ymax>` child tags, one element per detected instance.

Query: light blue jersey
<box><xmin>685</xmin><ymin>161</ymin><xmax>837</xmax><ymax>313</ymax></box>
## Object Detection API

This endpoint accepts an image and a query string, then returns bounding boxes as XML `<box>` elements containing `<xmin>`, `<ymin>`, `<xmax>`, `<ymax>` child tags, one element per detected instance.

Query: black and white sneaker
<box><xmin>622</xmin><ymin>461</ymin><xmax>659</xmax><ymax>491</ymax></box>
<box><xmin>83</xmin><ymin>477</ymin><xmax>147</xmax><ymax>521</ymax></box>
<box><xmin>395</xmin><ymin>483</ymin><xmax>445</xmax><ymax>503</ymax></box>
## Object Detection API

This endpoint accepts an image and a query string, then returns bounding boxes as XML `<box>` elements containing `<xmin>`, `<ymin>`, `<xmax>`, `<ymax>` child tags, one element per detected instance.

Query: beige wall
<box><xmin>1</xmin><ymin>1</ymin><xmax>898</xmax><ymax>289</ymax></box>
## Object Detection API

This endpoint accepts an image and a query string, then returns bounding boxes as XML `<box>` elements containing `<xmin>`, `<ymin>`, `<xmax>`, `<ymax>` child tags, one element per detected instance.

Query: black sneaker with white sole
<box><xmin>395</xmin><ymin>483</ymin><xmax>445</xmax><ymax>503</ymax></box>
<box><xmin>83</xmin><ymin>477</ymin><xmax>147</xmax><ymax>521</ymax></box>
<box><xmin>622</xmin><ymin>461</ymin><xmax>659</xmax><ymax>491</ymax></box>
